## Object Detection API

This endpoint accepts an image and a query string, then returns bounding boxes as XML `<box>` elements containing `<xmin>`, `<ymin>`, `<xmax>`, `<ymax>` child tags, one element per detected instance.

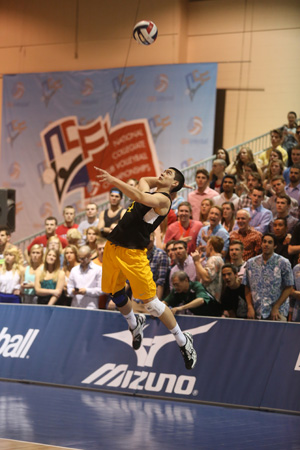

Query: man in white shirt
<box><xmin>67</xmin><ymin>245</ymin><xmax>102</xmax><ymax>309</ymax></box>
<box><xmin>78</xmin><ymin>203</ymin><xmax>99</xmax><ymax>243</ymax></box>
<box><xmin>213</xmin><ymin>174</ymin><xmax>239</xmax><ymax>211</ymax></box>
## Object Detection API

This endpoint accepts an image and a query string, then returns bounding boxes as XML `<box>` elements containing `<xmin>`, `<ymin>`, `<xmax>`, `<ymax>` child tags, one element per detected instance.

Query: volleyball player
<box><xmin>94</xmin><ymin>166</ymin><xmax>197</xmax><ymax>370</ymax></box>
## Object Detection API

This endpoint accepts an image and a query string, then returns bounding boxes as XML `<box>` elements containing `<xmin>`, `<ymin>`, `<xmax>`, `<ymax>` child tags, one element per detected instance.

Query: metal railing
<box><xmin>13</xmin><ymin>126</ymin><xmax>288</xmax><ymax>251</ymax></box>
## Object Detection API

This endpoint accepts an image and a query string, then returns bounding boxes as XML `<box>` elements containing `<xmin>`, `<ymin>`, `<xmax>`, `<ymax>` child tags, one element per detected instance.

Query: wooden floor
<box><xmin>1</xmin><ymin>380</ymin><xmax>299</xmax><ymax>450</ymax></box>
<box><xmin>0</xmin><ymin>441</ymin><xmax>80</xmax><ymax>450</ymax></box>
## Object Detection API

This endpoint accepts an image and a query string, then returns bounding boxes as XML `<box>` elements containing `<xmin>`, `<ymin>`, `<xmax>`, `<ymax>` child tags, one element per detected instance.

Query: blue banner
<box><xmin>0</xmin><ymin>305</ymin><xmax>299</xmax><ymax>413</ymax></box>
<box><xmin>1</xmin><ymin>64</ymin><xmax>217</xmax><ymax>241</ymax></box>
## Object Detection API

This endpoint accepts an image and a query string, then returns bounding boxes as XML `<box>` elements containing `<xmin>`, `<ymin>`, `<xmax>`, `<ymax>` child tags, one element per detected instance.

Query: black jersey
<box><xmin>102</xmin><ymin>208</ymin><xmax>123</xmax><ymax>237</ymax></box>
<box><xmin>107</xmin><ymin>192</ymin><xmax>171</xmax><ymax>250</ymax></box>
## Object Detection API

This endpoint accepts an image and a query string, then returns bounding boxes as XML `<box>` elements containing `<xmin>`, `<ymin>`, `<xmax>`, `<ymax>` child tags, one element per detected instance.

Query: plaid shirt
<box><xmin>147</xmin><ymin>246</ymin><xmax>169</xmax><ymax>287</ymax></box>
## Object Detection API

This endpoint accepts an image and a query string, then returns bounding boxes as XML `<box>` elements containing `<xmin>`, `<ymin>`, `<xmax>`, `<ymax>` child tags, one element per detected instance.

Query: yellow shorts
<box><xmin>102</xmin><ymin>242</ymin><xmax>157</xmax><ymax>302</ymax></box>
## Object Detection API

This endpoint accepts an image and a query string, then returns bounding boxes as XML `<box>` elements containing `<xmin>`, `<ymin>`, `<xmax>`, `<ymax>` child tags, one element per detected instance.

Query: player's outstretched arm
<box><xmin>94</xmin><ymin>167</ymin><xmax>166</xmax><ymax>210</ymax></box>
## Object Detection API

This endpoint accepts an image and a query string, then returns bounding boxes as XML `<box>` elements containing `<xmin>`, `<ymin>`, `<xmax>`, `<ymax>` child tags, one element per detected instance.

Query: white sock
<box><xmin>124</xmin><ymin>311</ymin><xmax>137</xmax><ymax>330</ymax></box>
<box><xmin>170</xmin><ymin>324</ymin><xmax>186</xmax><ymax>347</ymax></box>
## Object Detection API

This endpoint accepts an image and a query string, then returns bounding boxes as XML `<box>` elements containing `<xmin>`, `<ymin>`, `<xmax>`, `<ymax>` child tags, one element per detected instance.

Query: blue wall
<box><xmin>0</xmin><ymin>305</ymin><xmax>299</xmax><ymax>413</ymax></box>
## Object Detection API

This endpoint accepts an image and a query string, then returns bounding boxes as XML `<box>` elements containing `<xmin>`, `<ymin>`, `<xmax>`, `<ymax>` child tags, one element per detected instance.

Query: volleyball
<box><xmin>133</xmin><ymin>20</ymin><xmax>158</xmax><ymax>45</ymax></box>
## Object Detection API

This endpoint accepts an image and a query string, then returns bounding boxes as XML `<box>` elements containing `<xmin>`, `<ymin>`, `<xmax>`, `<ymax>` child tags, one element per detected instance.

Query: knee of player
<box><xmin>144</xmin><ymin>297</ymin><xmax>166</xmax><ymax>318</ymax></box>
<box><xmin>111</xmin><ymin>288</ymin><xmax>128</xmax><ymax>308</ymax></box>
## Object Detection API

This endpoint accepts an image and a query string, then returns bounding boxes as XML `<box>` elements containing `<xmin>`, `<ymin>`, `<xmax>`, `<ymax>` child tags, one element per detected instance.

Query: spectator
<box><xmin>288</xmin><ymin>222</ymin><xmax>300</xmax><ymax>266</ymax></box>
<box><xmin>230</xmin><ymin>209</ymin><xmax>262</xmax><ymax>261</ymax></box>
<box><xmin>281</xmin><ymin>111</ymin><xmax>298</xmax><ymax>157</ymax></box>
<box><xmin>34</xmin><ymin>248</ymin><xmax>65</xmax><ymax>305</ymax></box>
<box><xmin>188</xmin><ymin>168</ymin><xmax>218</xmax><ymax>221</ymax></box>
<box><xmin>192</xmin><ymin>236</ymin><xmax>224</xmax><ymax>301</ymax></box>
<box><xmin>237</xmin><ymin>172</ymin><xmax>263</xmax><ymax>210</ymax></box>
<box><xmin>258</xmin><ymin>129</ymin><xmax>288</xmax><ymax>169</ymax></box>
<box><xmin>77</xmin><ymin>203</ymin><xmax>99</xmax><ymax>243</ymax></box>
<box><xmin>213</xmin><ymin>174</ymin><xmax>239</xmax><ymax>211</ymax></box>
<box><xmin>196</xmin><ymin>206</ymin><xmax>229</xmax><ymax>257</ymax></box>
<box><xmin>169</xmin><ymin>240</ymin><xmax>197</xmax><ymax>289</ymax></box>
<box><xmin>243</xmin><ymin>187</ymin><xmax>273</xmax><ymax>234</ymax></box>
<box><xmin>216</xmin><ymin>148</ymin><xmax>231</xmax><ymax>168</ymax></box>
<box><xmin>66</xmin><ymin>228</ymin><xmax>82</xmax><ymax>248</ymax></box>
<box><xmin>268</xmin><ymin>194</ymin><xmax>298</xmax><ymax>234</ymax></box>
<box><xmin>0</xmin><ymin>226</ymin><xmax>20</xmax><ymax>265</ymax></box>
<box><xmin>263</xmin><ymin>175</ymin><xmax>299</xmax><ymax>218</ymax></box>
<box><xmin>273</xmin><ymin>217</ymin><xmax>290</xmax><ymax>261</ymax></box>
<box><xmin>93</xmin><ymin>237</ymin><xmax>107</xmax><ymax>267</ymax></box>
<box><xmin>147</xmin><ymin>233</ymin><xmax>169</xmax><ymax>300</ymax></box>
<box><xmin>61</xmin><ymin>244</ymin><xmax>80</xmax><ymax>307</ymax></box>
<box><xmin>86</xmin><ymin>226</ymin><xmax>100</xmax><ymax>261</ymax></box>
<box><xmin>163</xmin><ymin>271</ymin><xmax>222</xmax><ymax>317</ymax></box>
<box><xmin>67</xmin><ymin>245</ymin><xmax>103</xmax><ymax>309</ymax></box>
<box><xmin>228</xmin><ymin>240</ymin><xmax>246</xmax><ymax>279</ymax></box>
<box><xmin>285</xmin><ymin>163</ymin><xmax>300</xmax><ymax>204</ymax></box>
<box><xmin>243</xmin><ymin>233</ymin><xmax>293</xmax><ymax>321</ymax></box>
<box><xmin>21</xmin><ymin>244</ymin><xmax>44</xmax><ymax>304</ymax></box>
<box><xmin>56</xmin><ymin>205</ymin><xmax>78</xmax><ymax>239</ymax></box>
<box><xmin>199</xmin><ymin>198</ymin><xmax>214</xmax><ymax>225</ymax></box>
<box><xmin>164</xmin><ymin>202</ymin><xmax>202</xmax><ymax>254</ymax></box>
<box><xmin>291</xmin><ymin>253</ymin><xmax>300</xmax><ymax>322</ymax></box>
<box><xmin>220</xmin><ymin>264</ymin><xmax>247</xmax><ymax>318</ymax></box>
<box><xmin>170</xmin><ymin>191</ymin><xmax>185</xmax><ymax>216</ymax></box>
<box><xmin>47</xmin><ymin>235</ymin><xmax>64</xmax><ymax>267</ymax></box>
<box><xmin>209</xmin><ymin>159</ymin><xmax>227</xmax><ymax>193</ymax></box>
<box><xmin>263</xmin><ymin>159</ymin><xmax>285</xmax><ymax>196</ymax></box>
<box><xmin>98</xmin><ymin>188</ymin><xmax>126</xmax><ymax>238</ymax></box>
<box><xmin>0</xmin><ymin>247</ymin><xmax>24</xmax><ymax>302</ymax></box>
<box><xmin>226</xmin><ymin>147</ymin><xmax>255</xmax><ymax>182</ymax></box>
<box><xmin>165</xmin><ymin>240</ymin><xmax>176</xmax><ymax>267</ymax></box>
<box><xmin>27</xmin><ymin>216</ymin><xmax>68</xmax><ymax>254</ymax></box>
<box><xmin>283</xmin><ymin>145</ymin><xmax>300</xmax><ymax>184</ymax></box>
<box><xmin>221</xmin><ymin>202</ymin><xmax>236</xmax><ymax>233</ymax></box>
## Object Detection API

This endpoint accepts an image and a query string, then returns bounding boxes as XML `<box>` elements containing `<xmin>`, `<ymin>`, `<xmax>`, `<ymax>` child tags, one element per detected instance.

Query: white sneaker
<box><xmin>130</xmin><ymin>314</ymin><xmax>146</xmax><ymax>350</ymax></box>
<box><xmin>180</xmin><ymin>332</ymin><xmax>197</xmax><ymax>370</ymax></box>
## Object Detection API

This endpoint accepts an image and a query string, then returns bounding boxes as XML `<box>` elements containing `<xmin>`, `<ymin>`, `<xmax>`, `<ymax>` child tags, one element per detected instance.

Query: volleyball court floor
<box><xmin>0</xmin><ymin>380</ymin><xmax>299</xmax><ymax>450</ymax></box>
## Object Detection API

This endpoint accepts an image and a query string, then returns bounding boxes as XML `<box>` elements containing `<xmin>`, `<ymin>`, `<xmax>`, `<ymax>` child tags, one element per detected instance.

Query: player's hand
<box><xmin>94</xmin><ymin>166</ymin><xmax>114</xmax><ymax>184</ymax></box>
<box><xmin>183</xmin><ymin>183</ymin><xmax>194</xmax><ymax>190</ymax></box>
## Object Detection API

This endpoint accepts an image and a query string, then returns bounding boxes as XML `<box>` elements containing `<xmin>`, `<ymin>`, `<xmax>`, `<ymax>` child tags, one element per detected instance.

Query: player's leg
<box><xmin>103</xmin><ymin>244</ymin><xmax>146</xmax><ymax>349</ymax></box>
<box><xmin>144</xmin><ymin>297</ymin><xmax>197</xmax><ymax>370</ymax></box>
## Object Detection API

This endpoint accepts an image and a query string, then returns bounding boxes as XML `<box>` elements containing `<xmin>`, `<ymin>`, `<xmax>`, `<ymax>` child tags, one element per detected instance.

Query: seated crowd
<box><xmin>1</xmin><ymin>117</ymin><xmax>300</xmax><ymax>322</ymax></box>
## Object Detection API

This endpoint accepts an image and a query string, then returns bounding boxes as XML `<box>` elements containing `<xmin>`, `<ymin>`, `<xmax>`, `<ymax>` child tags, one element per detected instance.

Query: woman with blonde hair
<box><xmin>34</xmin><ymin>248</ymin><xmax>65</xmax><ymax>305</ymax></box>
<box><xmin>61</xmin><ymin>244</ymin><xmax>79</xmax><ymax>306</ymax></box>
<box><xmin>86</xmin><ymin>226</ymin><xmax>100</xmax><ymax>260</ymax></box>
<box><xmin>227</xmin><ymin>147</ymin><xmax>255</xmax><ymax>182</ymax></box>
<box><xmin>199</xmin><ymin>198</ymin><xmax>214</xmax><ymax>225</ymax></box>
<box><xmin>66</xmin><ymin>228</ymin><xmax>82</xmax><ymax>248</ymax></box>
<box><xmin>263</xmin><ymin>159</ymin><xmax>285</xmax><ymax>196</ymax></box>
<box><xmin>0</xmin><ymin>247</ymin><xmax>24</xmax><ymax>302</ymax></box>
<box><xmin>221</xmin><ymin>202</ymin><xmax>236</xmax><ymax>233</ymax></box>
<box><xmin>21</xmin><ymin>244</ymin><xmax>44</xmax><ymax>304</ymax></box>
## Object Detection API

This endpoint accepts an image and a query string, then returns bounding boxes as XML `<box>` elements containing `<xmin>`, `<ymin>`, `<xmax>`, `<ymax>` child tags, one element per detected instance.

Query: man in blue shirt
<box><xmin>244</xmin><ymin>187</ymin><xmax>273</xmax><ymax>234</ymax></box>
<box><xmin>196</xmin><ymin>205</ymin><xmax>229</xmax><ymax>258</ymax></box>
<box><xmin>243</xmin><ymin>233</ymin><xmax>293</xmax><ymax>320</ymax></box>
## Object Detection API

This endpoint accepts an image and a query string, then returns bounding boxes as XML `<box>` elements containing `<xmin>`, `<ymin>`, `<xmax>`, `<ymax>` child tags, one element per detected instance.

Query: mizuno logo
<box><xmin>81</xmin><ymin>322</ymin><xmax>217</xmax><ymax>395</ymax></box>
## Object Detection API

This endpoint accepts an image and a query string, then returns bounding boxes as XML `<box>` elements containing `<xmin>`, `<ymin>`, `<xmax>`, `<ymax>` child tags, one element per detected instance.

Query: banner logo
<box><xmin>12</xmin><ymin>82</ymin><xmax>25</xmax><ymax>100</ymax></box>
<box><xmin>40</xmin><ymin>114</ymin><xmax>159</xmax><ymax>208</ymax></box>
<box><xmin>82</xmin><ymin>322</ymin><xmax>217</xmax><ymax>395</ymax></box>
<box><xmin>185</xmin><ymin>70</ymin><xmax>210</xmax><ymax>101</ymax></box>
<box><xmin>155</xmin><ymin>74</ymin><xmax>169</xmax><ymax>93</ymax></box>
<box><xmin>188</xmin><ymin>116</ymin><xmax>203</xmax><ymax>136</ymax></box>
<box><xmin>41</xmin><ymin>77</ymin><xmax>63</xmax><ymax>107</ymax></box>
<box><xmin>149</xmin><ymin>115</ymin><xmax>171</xmax><ymax>142</ymax></box>
<box><xmin>112</xmin><ymin>73</ymin><xmax>135</xmax><ymax>104</ymax></box>
<box><xmin>81</xmin><ymin>78</ymin><xmax>94</xmax><ymax>96</ymax></box>
<box><xmin>9</xmin><ymin>162</ymin><xmax>21</xmax><ymax>180</ymax></box>
<box><xmin>0</xmin><ymin>327</ymin><xmax>39</xmax><ymax>359</ymax></box>
<box><xmin>6</xmin><ymin>120</ymin><xmax>27</xmax><ymax>146</ymax></box>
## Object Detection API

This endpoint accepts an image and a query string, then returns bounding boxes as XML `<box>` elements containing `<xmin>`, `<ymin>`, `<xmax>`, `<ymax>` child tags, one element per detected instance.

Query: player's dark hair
<box><xmin>169</xmin><ymin>167</ymin><xmax>185</xmax><ymax>193</ymax></box>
